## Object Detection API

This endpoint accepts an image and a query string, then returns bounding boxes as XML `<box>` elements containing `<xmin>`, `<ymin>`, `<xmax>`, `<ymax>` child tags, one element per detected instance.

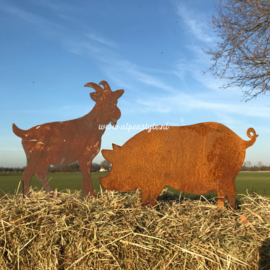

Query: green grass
<box><xmin>165</xmin><ymin>172</ymin><xmax>270</xmax><ymax>198</ymax></box>
<box><xmin>0</xmin><ymin>172</ymin><xmax>108</xmax><ymax>196</ymax></box>
<box><xmin>0</xmin><ymin>171</ymin><xmax>270</xmax><ymax>197</ymax></box>
<box><xmin>235</xmin><ymin>172</ymin><xmax>270</xmax><ymax>196</ymax></box>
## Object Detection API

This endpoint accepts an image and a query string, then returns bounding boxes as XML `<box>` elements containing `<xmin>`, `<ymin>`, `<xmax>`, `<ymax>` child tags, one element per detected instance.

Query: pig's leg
<box><xmin>141</xmin><ymin>188</ymin><xmax>149</xmax><ymax>206</ymax></box>
<box><xmin>215</xmin><ymin>190</ymin><xmax>225</xmax><ymax>207</ymax></box>
<box><xmin>216</xmin><ymin>181</ymin><xmax>236</xmax><ymax>209</ymax></box>
<box><xmin>226</xmin><ymin>183</ymin><xmax>236</xmax><ymax>210</ymax></box>
<box><xmin>148</xmin><ymin>186</ymin><xmax>164</xmax><ymax>206</ymax></box>
<box><xmin>148</xmin><ymin>194</ymin><xmax>159</xmax><ymax>206</ymax></box>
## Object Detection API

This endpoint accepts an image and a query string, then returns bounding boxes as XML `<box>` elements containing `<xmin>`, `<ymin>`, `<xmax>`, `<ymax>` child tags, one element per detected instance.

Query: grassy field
<box><xmin>0</xmin><ymin>172</ymin><xmax>108</xmax><ymax>196</ymax></box>
<box><xmin>0</xmin><ymin>171</ymin><xmax>269</xmax><ymax>197</ymax></box>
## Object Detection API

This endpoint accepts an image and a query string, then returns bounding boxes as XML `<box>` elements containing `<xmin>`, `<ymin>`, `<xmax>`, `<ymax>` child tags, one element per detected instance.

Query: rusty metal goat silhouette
<box><xmin>12</xmin><ymin>81</ymin><xmax>124</xmax><ymax>198</ymax></box>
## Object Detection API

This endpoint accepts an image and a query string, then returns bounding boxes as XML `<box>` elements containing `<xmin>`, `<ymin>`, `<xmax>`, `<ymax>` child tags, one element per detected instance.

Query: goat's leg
<box><xmin>78</xmin><ymin>157</ymin><xmax>96</xmax><ymax>198</ymax></box>
<box><xmin>22</xmin><ymin>166</ymin><xmax>35</xmax><ymax>198</ymax></box>
<box><xmin>35</xmin><ymin>167</ymin><xmax>53</xmax><ymax>195</ymax></box>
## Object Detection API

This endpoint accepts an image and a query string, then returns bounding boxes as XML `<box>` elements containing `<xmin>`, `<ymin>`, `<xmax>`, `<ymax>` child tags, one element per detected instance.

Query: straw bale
<box><xmin>0</xmin><ymin>187</ymin><xmax>269</xmax><ymax>269</ymax></box>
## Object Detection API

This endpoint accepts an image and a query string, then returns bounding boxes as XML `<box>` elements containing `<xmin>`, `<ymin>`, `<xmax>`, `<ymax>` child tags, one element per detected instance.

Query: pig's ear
<box><xmin>101</xmin><ymin>149</ymin><xmax>114</xmax><ymax>163</ymax></box>
<box><xmin>112</xmin><ymin>143</ymin><xmax>121</xmax><ymax>152</ymax></box>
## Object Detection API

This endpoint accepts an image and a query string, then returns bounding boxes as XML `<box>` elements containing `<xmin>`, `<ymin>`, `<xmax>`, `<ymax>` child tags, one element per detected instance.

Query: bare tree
<box><xmin>245</xmin><ymin>161</ymin><xmax>252</xmax><ymax>168</ymax></box>
<box><xmin>204</xmin><ymin>0</ymin><xmax>270</xmax><ymax>101</ymax></box>
<box><xmin>91</xmin><ymin>163</ymin><xmax>101</xmax><ymax>172</ymax></box>
<box><xmin>242</xmin><ymin>161</ymin><xmax>247</xmax><ymax>170</ymax></box>
<box><xmin>100</xmin><ymin>160</ymin><xmax>111</xmax><ymax>171</ymax></box>
<box><xmin>257</xmin><ymin>161</ymin><xmax>263</xmax><ymax>169</ymax></box>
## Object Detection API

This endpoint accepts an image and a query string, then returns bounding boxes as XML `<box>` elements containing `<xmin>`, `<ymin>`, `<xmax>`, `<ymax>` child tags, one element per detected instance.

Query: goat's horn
<box><xmin>84</xmin><ymin>82</ymin><xmax>103</xmax><ymax>93</ymax></box>
<box><xmin>99</xmin><ymin>81</ymin><xmax>112</xmax><ymax>92</ymax></box>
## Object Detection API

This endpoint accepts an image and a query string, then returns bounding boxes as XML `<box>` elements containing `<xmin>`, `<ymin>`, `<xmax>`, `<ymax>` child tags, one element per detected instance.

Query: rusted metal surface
<box><xmin>13</xmin><ymin>81</ymin><xmax>124</xmax><ymax>198</ymax></box>
<box><xmin>99</xmin><ymin>122</ymin><xmax>258</xmax><ymax>209</ymax></box>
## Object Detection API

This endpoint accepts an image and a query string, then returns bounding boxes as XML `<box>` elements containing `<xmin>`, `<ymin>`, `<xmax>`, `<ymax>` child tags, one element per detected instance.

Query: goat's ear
<box><xmin>101</xmin><ymin>150</ymin><xmax>114</xmax><ymax>163</ymax></box>
<box><xmin>90</xmin><ymin>92</ymin><xmax>103</xmax><ymax>102</ymax></box>
<box><xmin>114</xmin><ymin>89</ymin><xmax>124</xmax><ymax>99</ymax></box>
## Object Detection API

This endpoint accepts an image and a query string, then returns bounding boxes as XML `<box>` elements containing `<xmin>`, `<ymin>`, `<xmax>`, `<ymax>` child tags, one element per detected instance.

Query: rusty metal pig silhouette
<box><xmin>13</xmin><ymin>81</ymin><xmax>124</xmax><ymax>198</ymax></box>
<box><xmin>100</xmin><ymin>122</ymin><xmax>258</xmax><ymax>209</ymax></box>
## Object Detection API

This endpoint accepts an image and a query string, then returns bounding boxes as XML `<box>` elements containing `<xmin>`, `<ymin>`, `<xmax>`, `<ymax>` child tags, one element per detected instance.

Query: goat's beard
<box><xmin>110</xmin><ymin>118</ymin><xmax>117</xmax><ymax>127</ymax></box>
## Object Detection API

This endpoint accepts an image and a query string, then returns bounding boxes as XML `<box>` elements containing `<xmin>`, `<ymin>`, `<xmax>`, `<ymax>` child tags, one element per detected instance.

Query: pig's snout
<box><xmin>99</xmin><ymin>176</ymin><xmax>114</xmax><ymax>190</ymax></box>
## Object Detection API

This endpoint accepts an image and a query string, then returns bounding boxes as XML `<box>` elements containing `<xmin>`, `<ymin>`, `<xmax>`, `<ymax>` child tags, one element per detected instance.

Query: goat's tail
<box><xmin>244</xmin><ymin>128</ymin><xmax>258</xmax><ymax>149</ymax></box>
<box><xmin>12</xmin><ymin>123</ymin><xmax>28</xmax><ymax>139</ymax></box>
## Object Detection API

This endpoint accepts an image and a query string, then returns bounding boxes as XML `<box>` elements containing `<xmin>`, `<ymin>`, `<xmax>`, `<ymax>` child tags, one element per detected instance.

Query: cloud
<box><xmin>8</xmin><ymin>104</ymin><xmax>92</xmax><ymax>123</ymax></box>
<box><xmin>64</xmin><ymin>38</ymin><xmax>177</xmax><ymax>94</ymax></box>
<box><xmin>0</xmin><ymin>2</ymin><xmax>64</xmax><ymax>31</ymax></box>
<box><xmin>2</xmin><ymin>0</ymin><xmax>176</xmax><ymax>97</ymax></box>
<box><xmin>137</xmin><ymin>99</ymin><xmax>172</xmax><ymax>113</ymax></box>
<box><xmin>0</xmin><ymin>147</ymin><xmax>22</xmax><ymax>151</ymax></box>
<box><xmin>33</xmin><ymin>0</ymin><xmax>73</xmax><ymax>13</ymax></box>
<box><xmin>137</xmin><ymin>93</ymin><xmax>270</xmax><ymax>118</ymax></box>
<box><xmin>173</xmin><ymin>44</ymin><xmax>248</xmax><ymax>100</ymax></box>
<box><xmin>175</xmin><ymin>4</ymin><xmax>216</xmax><ymax>44</ymax></box>
<box><xmin>85</xmin><ymin>33</ymin><xmax>117</xmax><ymax>48</ymax></box>
<box><xmin>0</xmin><ymin>2</ymin><xmax>179</xmax><ymax>96</ymax></box>
<box><xmin>65</xmin><ymin>40</ymin><xmax>105</xmax><ymax>56</ymax></box>
<box><xmin>110</xmin><ymin>61</ymin><xmax>177</xmax><ymax>93</ymax></box>
<box><xmin>172</xmin><ymin>5</ymin><xmax>249</xmax><ymax>100</ymax></box>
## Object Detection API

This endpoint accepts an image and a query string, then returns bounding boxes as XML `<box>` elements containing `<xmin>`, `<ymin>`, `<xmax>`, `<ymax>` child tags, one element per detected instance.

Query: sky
<box><xmin>0</xmin><ymin>0</ymin><xmax>270</xmax><ymax>168</ymax></box>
